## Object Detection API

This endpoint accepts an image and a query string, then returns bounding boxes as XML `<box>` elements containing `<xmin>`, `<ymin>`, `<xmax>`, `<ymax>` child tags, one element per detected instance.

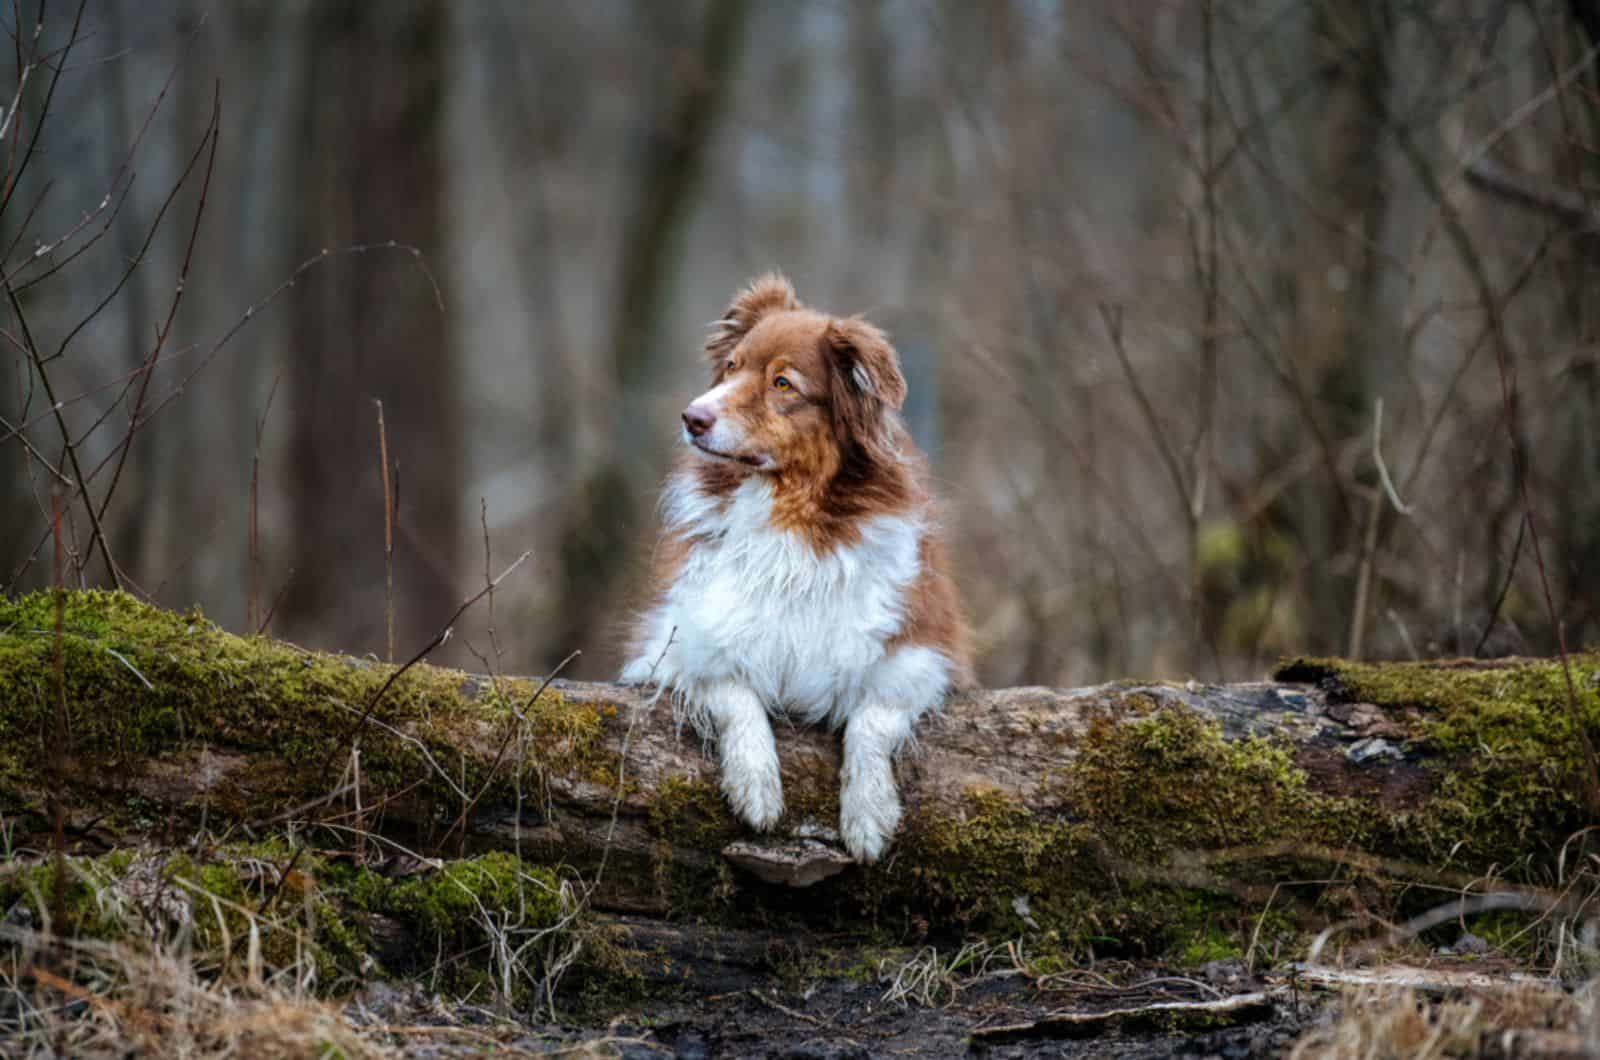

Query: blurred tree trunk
<box><xmin>102</xmin><ymin>0</ymin><xmax>155</xmax><ymax>582</ymax></box>
<box><xmin>549</xmin><ymin>0</ymin><xmax>750</xmax><ymax>675</ymax></box>
<box><xmin>1275</xmin><ymin>0</ymin><xmax>1390</xmax><ymax>656</ymax></box>
<box><xmin>283</xmin><ymin>1</ymin><xmax>458</xmax><ymax>654</ymax></box>
<box><xmin>1553</xmin><ymin>4</ymin><xmax>1600</xmax><ymax>648</ymax></box>
<box><xmin>844</xmin><ymin>0</ymin><xmax>896</xmax><ymax>298</ymax></box>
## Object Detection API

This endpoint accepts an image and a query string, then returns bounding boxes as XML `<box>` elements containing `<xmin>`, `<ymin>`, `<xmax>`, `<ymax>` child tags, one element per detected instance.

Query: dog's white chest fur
<box><xmin>623</xmin><ymin>474</ymin><xmax>931</xmax><ymax>726</ymax></box>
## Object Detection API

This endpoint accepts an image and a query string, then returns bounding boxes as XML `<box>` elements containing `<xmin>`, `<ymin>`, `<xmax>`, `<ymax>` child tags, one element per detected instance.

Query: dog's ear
<box><xmin>825</xmin><ymin>317</ymin><xmax>907</xmax><ymax>464</ymax></box>
<box><xmin>824</xmin><ymin>317</ymin><xmax>907</xmax><ymax>410</ymax></box>
<box><xmin>705</xmin><ymin>273</ymin><xmax>801</xmax><ymax>363</ymax></box>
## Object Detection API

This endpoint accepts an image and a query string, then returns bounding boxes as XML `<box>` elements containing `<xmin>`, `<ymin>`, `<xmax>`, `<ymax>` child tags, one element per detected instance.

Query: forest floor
<box><xmin>1</xmin><ymin>867</ymin><xmax>1585</xmax><ymax>1058</ymax></box>
<box><xmin>333</xmin><ymin>953</ymin><xmax>1580</xmax><ymax>1058</ymax></box>
<box><xmin>341</xmin><ymin>965</ymin><xmax>1319</xmax><ymax>1058</ymax></box>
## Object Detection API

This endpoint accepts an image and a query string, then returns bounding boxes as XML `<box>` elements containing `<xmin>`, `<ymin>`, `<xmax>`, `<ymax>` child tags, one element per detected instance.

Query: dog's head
<box><xmin>682</xmin><ymin>273</ymin><xmax>907</xmax><ymax>478</ymax></box>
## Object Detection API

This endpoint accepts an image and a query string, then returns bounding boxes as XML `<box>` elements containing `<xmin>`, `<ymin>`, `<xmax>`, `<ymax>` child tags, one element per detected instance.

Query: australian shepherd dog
<box><xmin>621</xmin><ymin>274</ymin><xmax>972</xmax><ymax>863</ymax></box>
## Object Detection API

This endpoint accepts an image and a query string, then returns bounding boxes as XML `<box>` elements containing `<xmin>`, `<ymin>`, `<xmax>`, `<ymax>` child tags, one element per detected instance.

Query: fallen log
<box><xmin>0</xmin><ymin>589</ymin><xmax>1595</xmax><ymax>960</ymax></box>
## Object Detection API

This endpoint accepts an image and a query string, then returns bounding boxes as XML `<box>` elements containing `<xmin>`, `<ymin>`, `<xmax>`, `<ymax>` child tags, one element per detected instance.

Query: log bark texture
<box><xmin>1</xmin><ymin>591</ymin><xmax>1594</xmax><ymax>953</ymax></box>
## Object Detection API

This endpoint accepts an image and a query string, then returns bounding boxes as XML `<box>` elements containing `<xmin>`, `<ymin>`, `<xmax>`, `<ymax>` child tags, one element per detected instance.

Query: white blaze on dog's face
<box><xmin>680</xmin><ymin>318</ymin><xmax>831</xmax><ymax>473</ymax></box>
<box><xmin>681</xmin><ymin>273</ymin><xmax>908</xmax><ymax>482</ymax></box>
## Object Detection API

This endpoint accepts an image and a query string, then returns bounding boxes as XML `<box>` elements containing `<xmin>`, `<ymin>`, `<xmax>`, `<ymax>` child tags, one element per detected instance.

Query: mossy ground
<box><xmin>0</xmin><ymin>844</ymin><xmax>580</xmax><ymax>1003</ymax></box>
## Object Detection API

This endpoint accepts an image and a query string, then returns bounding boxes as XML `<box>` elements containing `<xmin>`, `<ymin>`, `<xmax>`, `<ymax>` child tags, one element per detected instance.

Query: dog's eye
<box><xmin>773</xmin><ymin>375</ymin><xmax>792</xmax><ymax>391</ymax></box>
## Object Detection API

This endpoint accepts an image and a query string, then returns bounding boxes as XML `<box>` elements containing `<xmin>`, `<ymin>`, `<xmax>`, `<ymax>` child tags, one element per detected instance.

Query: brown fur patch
<box><xmin>650</xmin><ymin>273</ymin><xmax>974</xmax><ymax>677</ymax></box>
<box><xmin>891</xmin><ymin>527</ymin><xmax>976</xmax><ymax>688</ymax></box>
<box><xmin>705</xmin><ymin>272</ymin><xmax>801</xmax><ymax>364</ymax></box>
<box><xmin>690</xmin><ymin>454</ymin><xmax>746</xmax><ymax>505</ymax></box>
<box><xmin>698</xmin><ymin>306</ymin><xmax>922</xmax><ymax>550</ymax></box>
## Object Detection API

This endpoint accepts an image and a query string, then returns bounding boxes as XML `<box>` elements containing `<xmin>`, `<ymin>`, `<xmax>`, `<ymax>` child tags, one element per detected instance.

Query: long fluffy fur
<box><xmin>621</xmin><ymin>273</ymin><xmax>971</xmax><ymax>863</ymax></box>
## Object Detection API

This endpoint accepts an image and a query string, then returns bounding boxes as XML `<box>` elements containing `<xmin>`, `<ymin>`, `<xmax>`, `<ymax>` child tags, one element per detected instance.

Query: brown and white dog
<box><xmin>620</xmin><ymin>273</ymin><xmax>972</xmax><ymax>863</ymax></box>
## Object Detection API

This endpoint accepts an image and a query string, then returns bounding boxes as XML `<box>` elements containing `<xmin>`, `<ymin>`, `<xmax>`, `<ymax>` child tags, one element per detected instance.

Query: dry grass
<box><xmin>0</xmin><ymin>837</ymin><xmax>592</xmax><ymax>1057</ymax></box>
<box><xmin>0</xmin><ymin>924</ymin><xmax>621</xmax><ymax>1059</ymax></box>
<box><xmin>878</xmin><ymin>939</ymin><xmax>1019</xmax><ymax>1007</ymax></box>
<box><xmin>1290</xmin><ymin>981</ymin><xmax>1600</xmax><ymax>1060</ymax></box>
<box><xmin>0</xmin><ymin>928</ymin><xmax>395</xmax><ymax>1059</ymax></box>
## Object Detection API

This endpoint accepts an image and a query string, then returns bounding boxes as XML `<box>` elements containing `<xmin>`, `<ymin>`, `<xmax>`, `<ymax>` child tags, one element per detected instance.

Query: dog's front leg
<box><xmin>839</xmin><ymin>703</ymin><xmax>912</xmax><ymax>863</ymax></box>
<box><xmin>705</xmin><ymin>681</ymin><xmax>784</xmax><ymax>831</ymax></box>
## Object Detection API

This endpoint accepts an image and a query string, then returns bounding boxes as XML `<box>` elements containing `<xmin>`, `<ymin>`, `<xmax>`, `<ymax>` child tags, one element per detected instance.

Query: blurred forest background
<box><xmin>3</xmin><ymin>0</ymin><xmax>1599</xmax><ymax>687</ymax></box>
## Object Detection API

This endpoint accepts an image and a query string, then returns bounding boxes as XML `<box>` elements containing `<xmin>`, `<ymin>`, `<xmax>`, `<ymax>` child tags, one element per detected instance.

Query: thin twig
<box><xmin>479</xmin><ymin>498</ymin><xmax>504</xmax><ymax>664</ymax></box>
<box><xmin>49</xmin><ymin>481</ymin><xmax>67</xmax><ymax>950</ymax></box>
<box><xmin>1489</xmin><ymin>333</ymin><xmax>1600</xmax><ymax>811</ymax></box>
<box><xmin>376</xmin><ymin>399</ymin><xmax>394</xmax><ymax>664</ymax></box>
<box><xmin>1347</xmin><ymin>486</ymin><xmax>1382</xmax><ymax>661</ymax></box>
<box><xmin>595</xmin><ymin>629</ymin><xmax>673</xmax><ymax>889</ymax></box>
<box><xmin>0</xmin><ymin>0</ymin><xmax>87</xmax><ymax>223</ymax></box>
<box><xmin>1349</xmin><ymin>399</ymin><xmax>1408</xmax><ymax>659</ymax></box>
<box><xmin>253</xmin><ymin>844</ymin><xmax>307</xmax><ymax>917</ymax></box>
<box><xmin>442</xmin><ymin>649</ymin><xmax>581</xmax><ymax>851</ymax></box>
<box><xmin>103</xmin><ymin>648</ymin><xmax>152</xmax><ymax>690</ymax></box>
<box><xmin>256</xmin><ymin>569</ymin><xmax>294</xmax><ymax>636</ymax></box>
<box><xmin>1475</xmin><ymin>514</ymin><xmax>1527</xmax><ymax>658</ymax></box>
<box><xmin>1308</xmin><ymin>891</ymin><xmax>1566</xmax><ymax>965</ymax></box>
<box><xmin>317</xmin><ymin>550</ymin><xmax>533</xmax><ymax>782</ymax></box>
<box><xmin>1386</xmin><ymin>608</ymin><xmax>1419</xmax><ymax>661</ymax></box>
<box><xmin>1097</xmin><ymin>304</ymin><xmax>1191</xmax><ymax>523</ymax></box>
<box><xmin>747</xmin><ymin>988</ymin><xmax>829</xmax><ymax>1028</ymax></box>
<box><xmin>248</xmin><ymin>373</ymin><xmax>281</xmax><ymax>634</ymax></box>
<box><xmin>322</xmin><ymin>701</ymin><xmax>468</xmax><ymax>802</ymax></box>
<box><xmin>1453</xmin><ymin>43</ymin><xmax>1600</xmax><ymax>184</ymax></box>
<box><xmin>352</xmin><ymin>742</ymin><xmax>365</xmax><ymax>863</ymax></box>
<box><xmin>1371</xmin><ymin>398</ymin><xmax>1410</xmax><ymax>515</ymax></box>
<box><xmin>3</xmin><ymin>278</ymin><xmax>120</xmax><ymax>586</ymax></box>
<box><xmin>84</xmin><ymin>83</ymin><xmax>221</xmax><ymax>572</ymax></box>
<box><xmin>0</xmin><ymin>407</ymin><xmax>67</xmax><ymax>483</ymax></box>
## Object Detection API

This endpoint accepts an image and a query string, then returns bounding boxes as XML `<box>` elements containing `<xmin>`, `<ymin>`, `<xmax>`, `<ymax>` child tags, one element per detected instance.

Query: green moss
<box><xmin>9</xmin><ymin>592</ymin><xmax>1596</xmax><ymax>969</ymax></box>
<box><xmin>1458</xmin><ymin>910</ymin><xmax>1537</xmax><ymax>959</ymax></box>
<box><xmin>896</xmin><ymin>788</ymin><xmax>1086</xmax><ymax>934</ymax></box>
<box><xmin>645</xmin><ymin>775</ymin><xmax>737</xmax><ymax>851</ymax></box>
<box><xmin>381</xmin><ymin>851</ymin><xmax>562</xmax><ymax>945</ymax></box>
<box><xmin>0</xmin><ymin>847</ymin><xmax>365</xmax><ymax>985</ymax></box>
<box><xmin>886</xmin><ymin>704</ymin><xmax>1435</xmax><ymax>961</ymax></box>
<box><xmin>1066</xmin><ymin>709</ymin><xmax>1309</xmax><ymax>854</ymax></box>
<box><xmin>1178</xmin><ymin>926</ymin><xmax>1242</xmax><ymax>965</ymax></box>
<box><xmin>0</xmin><ymin>844</ymin><xmax>585</xmax><ymax>1001</ymax></box>
<box><xmin>0</xmin><ymin>589</ymin><xmax>618</xmax><ymax>827</ymax></box>
<box><xmin>1276</xmin><ymin>655</ymin><xmax>1600</xmax><ymax>865</ymax></box>
<box><xmin>0</xmin><ymin>856</ymin><xmax>129</xmax><ymax>938</ymax></box>
<box><xmin>637</xmin><ymin>776</ymin><xmax>739</xmax><ymax>915</ymax></box>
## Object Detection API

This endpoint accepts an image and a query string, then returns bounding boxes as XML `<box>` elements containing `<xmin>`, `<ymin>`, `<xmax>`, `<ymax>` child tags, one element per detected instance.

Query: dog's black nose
<box><xmin>682</xmin><ymin>405</ymin><xmax>716</xmax><ymax>437</ymax></box>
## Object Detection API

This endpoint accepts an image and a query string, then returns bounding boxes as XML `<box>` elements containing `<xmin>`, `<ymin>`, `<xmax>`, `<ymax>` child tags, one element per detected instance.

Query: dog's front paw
<box><xmin>839</xmin><ymin>783</ymin><xmax>900</xmax><ymax>864</ymax></box>
<box><xmin>722</xmin><ymin>754</ymin><xmax>784</xmax><ymax>831</ymax></box>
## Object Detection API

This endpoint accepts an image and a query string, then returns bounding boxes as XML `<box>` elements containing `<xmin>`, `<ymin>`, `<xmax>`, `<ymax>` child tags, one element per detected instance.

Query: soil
<box><xmin>345</xmin><ymin>960</ymin><xmax>1329</xmax><ymax>1058</ymax></box>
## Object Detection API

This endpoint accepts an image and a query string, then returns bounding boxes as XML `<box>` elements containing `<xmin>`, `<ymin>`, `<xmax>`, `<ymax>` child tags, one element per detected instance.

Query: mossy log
<box><xmin>2</xmin><ymin>590</ymin><xmax>1598</xmax><ymax>959</ymax></box>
